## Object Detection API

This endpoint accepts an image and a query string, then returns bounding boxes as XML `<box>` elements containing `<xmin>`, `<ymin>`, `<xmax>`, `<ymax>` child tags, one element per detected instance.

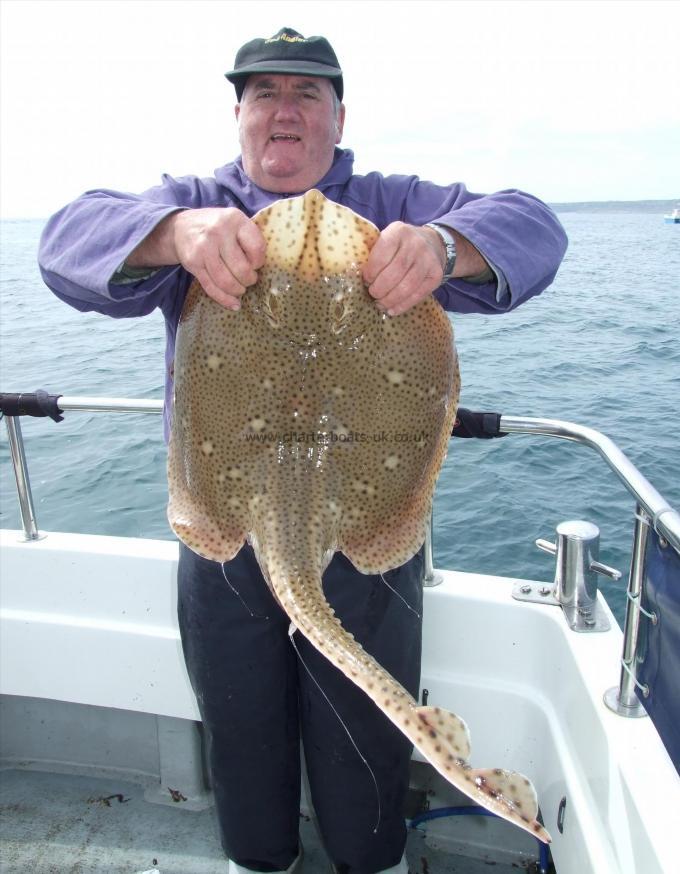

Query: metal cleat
<box><xmin>514</xmin><ymin>520</ymin><xmax>621</xmax><ymax>632</ymax></box>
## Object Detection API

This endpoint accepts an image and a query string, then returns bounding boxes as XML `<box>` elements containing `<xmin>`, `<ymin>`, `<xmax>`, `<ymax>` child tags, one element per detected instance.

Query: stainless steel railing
<box><xmin>499</xmin><ymin>415</ymin><xmax>680</xmax><ymax>553</ymax></box>
<box><xmin>2</xmin><ymin>398</ymin><xmax>679</xmax><ymax>719</ymax></box>
<box><xmin>499</xmin><ymin>415</ymin><xmax>680</xmax><ymax>717</ymax></box>
<box><xmin>3</xmin><ymin>397</ymin><xmax>163</xmax><ymax>542</ymax></box>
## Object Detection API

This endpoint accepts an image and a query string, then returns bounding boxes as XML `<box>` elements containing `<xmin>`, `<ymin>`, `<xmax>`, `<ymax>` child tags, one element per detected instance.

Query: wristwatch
<box><xmin>425</xmin><ymin>222</ymin><xmax>457</xmax><ymax>279</ymax></box>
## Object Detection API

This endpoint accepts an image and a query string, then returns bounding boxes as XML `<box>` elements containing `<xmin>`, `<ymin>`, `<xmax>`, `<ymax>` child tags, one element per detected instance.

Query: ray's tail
<box><xmin>271</xmin><ymin>571</ymin><xmax>551</xmax><ymax>844</ymax></box>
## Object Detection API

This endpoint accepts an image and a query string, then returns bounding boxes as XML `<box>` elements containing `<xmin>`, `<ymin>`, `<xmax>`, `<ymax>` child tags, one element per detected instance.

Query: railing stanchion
<box><xmin>4</xmin><ymin>416</ymin><xmax>44</xmax><ymax>542</ymax></box>
<box><xmin>604</xmin><ymin>505</ymin><xmax>650</xmax><ymax>717</ymax></box>
<box><xmin>423</xmin><ymin>509</ymin><xmax>442</xmax><ymax>587</ymax></box>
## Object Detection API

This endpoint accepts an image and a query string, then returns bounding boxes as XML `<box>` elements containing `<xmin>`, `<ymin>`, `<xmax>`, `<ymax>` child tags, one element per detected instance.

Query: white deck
<box><xmin>1</xmin><ymin>529</ymin><xmax>678</xmax><ymax>873</ymax></box>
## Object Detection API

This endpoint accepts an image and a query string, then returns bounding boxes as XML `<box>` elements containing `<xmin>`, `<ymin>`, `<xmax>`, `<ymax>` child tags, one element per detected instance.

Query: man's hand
<box><xmin>127</xmin><ymin>208</ymin><xmax>266</xmax><ymax>310</ymax></box>
<box><xmin>362</xmin><ymin>222</ymin><xmax>444</xmax><ymax>316</ymax></box>
<box><xmin>363</xmin><ymin>221</ymin><xmax>491</xmax><ymax>315</ymax></box>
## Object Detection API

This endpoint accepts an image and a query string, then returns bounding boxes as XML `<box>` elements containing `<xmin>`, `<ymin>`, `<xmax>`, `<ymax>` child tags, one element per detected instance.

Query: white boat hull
<box><xmin>1</xmin><ymin>529</ymin><xmax>678</xmax><ymax>873</ymax></box>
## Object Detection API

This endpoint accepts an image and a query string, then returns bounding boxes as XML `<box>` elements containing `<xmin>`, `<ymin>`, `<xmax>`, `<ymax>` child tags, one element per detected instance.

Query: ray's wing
<box><xmin>332</xmin><ymin>298</ymin><xmax>459</xmax><ymax>573</ymax></box>
<box><xmin>167</xmin><ymin>283</ymin><xmax>259</xmax><ymax>560</ymax></box>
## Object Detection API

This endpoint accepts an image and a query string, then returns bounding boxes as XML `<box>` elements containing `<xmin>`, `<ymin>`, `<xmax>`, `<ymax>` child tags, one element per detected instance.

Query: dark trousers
<box><xmin>177</xmin><ymin>542</ymin><xmax>424</xmax><ymax>873</ymax></box>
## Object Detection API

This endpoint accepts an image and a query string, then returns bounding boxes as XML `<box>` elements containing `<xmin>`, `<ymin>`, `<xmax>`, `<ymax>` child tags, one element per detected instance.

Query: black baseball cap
<box><xmin>225</xmin><ymin>27</ymin><xmax>343</xmax><ymax>101</ymax></box>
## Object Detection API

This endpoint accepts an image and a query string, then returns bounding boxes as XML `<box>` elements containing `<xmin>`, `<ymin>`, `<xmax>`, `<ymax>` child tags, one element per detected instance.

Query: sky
<box><xmin>1</xmin><ymin>0</ymin><xmax>678</xmax><ymax>219</ymax></box>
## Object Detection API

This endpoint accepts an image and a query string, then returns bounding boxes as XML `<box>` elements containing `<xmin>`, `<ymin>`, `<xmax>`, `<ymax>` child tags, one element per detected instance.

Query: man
<box><xmin>39</xmin><ymin>27</ymin><xmax>567</xmax><ymax>874</ymax></box>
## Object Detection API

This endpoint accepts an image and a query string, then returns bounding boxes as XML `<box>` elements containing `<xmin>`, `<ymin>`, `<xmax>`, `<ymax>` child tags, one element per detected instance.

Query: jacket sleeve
<box><xmin>427</xmin><ymin>186</ymin><xmax>568</xmax><ymax>314</ymax></box>
<box><xmin>352</xmin><ymin>175</ymin><xmax>568</xmax><ymax>315</ymax></box>
<box><xmin>37</xmin><ymin>175</ymin><xmax>208</xmax><ymax>318</ymax></box>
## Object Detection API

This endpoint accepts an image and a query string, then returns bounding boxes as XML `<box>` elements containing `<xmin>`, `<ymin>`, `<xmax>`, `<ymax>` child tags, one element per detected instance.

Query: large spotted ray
<box><xmin>167</xmin><ymin>190</ymin><xmax>550</xmax><ymax>843</ymax></box>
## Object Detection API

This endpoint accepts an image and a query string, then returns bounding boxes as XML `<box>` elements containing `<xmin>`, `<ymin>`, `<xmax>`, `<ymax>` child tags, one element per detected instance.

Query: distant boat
<box><xmin>664</xmin><ymin>205</ymin><xmax>680</xmax><ymax>223</ymax></box>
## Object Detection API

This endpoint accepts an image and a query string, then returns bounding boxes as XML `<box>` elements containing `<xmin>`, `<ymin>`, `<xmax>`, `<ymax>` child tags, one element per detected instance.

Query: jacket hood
<box><xmin>213</xmin><ymin>147</ymin><xmax>355</xmax><ymax>215</ymax></box>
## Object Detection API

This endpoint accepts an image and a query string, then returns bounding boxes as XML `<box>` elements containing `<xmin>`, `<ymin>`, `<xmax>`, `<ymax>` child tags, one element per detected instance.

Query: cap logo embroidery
<box><xmin>265</xmin><ymin>34</ymin><xmax>307</xmax><ymax>44</ymax></box>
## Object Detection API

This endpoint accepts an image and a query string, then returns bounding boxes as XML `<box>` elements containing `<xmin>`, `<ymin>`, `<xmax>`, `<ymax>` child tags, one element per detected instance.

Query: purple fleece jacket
<box><xmin>38</xmin><ymin>148</ymin><xmax>568</xmax><ymax>433</ymax></box>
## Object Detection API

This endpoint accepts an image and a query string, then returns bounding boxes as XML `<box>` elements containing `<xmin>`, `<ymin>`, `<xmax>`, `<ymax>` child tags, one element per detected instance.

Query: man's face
<box><xmin>235</xmin><ymin>74</ymin><xmax>345</xmax><ymax>193</ymax></box>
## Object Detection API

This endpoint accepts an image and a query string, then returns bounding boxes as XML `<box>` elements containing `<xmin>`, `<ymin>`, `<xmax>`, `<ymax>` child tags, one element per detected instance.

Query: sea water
<box><xmin>1</xmin><ymin>211</ymin><xmax>678</xmax><ymax>625</ymax></box>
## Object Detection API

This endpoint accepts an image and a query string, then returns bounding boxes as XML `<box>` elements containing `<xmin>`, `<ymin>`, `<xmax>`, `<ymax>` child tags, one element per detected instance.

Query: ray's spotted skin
<box><xmin>167</xmin><ymin>191</ymin><xmax>550</xmax><ymax>843</ymax></box>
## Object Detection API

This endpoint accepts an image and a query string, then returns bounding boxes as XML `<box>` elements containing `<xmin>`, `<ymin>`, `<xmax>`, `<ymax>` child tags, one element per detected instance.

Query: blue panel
<box><xmin>636</xmin><ymin>529</ymin><xmax>680</xmax><ymax>774</ymax></box>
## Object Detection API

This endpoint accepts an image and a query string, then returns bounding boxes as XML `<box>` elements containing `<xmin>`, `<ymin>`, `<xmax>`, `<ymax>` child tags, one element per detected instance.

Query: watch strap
<box><xmin>425</xmin><ymin>222</ymin><xmax>457</xmax><ymax>279</ymax></box>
